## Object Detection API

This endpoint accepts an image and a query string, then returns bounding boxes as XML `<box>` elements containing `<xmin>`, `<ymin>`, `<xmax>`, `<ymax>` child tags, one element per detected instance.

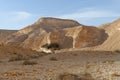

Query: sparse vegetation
<box><xmin>73</xmin><ymin>53</ymin><xmax>78</xmax><ymax>56</ymax></box>
<box><xmin>22</xmin><ymin>60</ymin><xmax>37</xmax><ymax>65</ymax></box>
<box><xmin>4</xmin><ymin>71</ymin><xmax>25</xmax><ymax>76</ymax></box>
<box><xmin>49</xmin><ymin>56</ymin><xmax>58</xmax><ymax>61</ymax></box>
<box><xmin>9</xmin><ymin>54</ymin><xmax>28</xmax><ymax>62</ymax></box>
<box><xmin>42</xmin><ymin>43</ymin><xmax>60</xmax><ymax>50</ymax></box>
<box><xmin>103</xmin><ymin>60</ymin><xmax>115</xmax><ymax>64</ymax></box>
<box><xmin>114</xmin><ymin>50</ymin><xmax>120</xmax><ymax>53</ymax></box>
<box><xmin>84</xmin><ymin>72</ymin><xmax>93</xmax><ymax>79</ymax></box>
<box><xmin>8</xmin><ymin>52</ymin><xmax>46</xmax><ymax>62</ymax></box>
<box><xmin>58</xmin><ymin>72</ymin><xmax>94</xmax><ymax>80</ymax></box>
<box><xmin>58</xmin><ymin>73</ymin><xmax>79</xmax><ymax>80</ymax></box>
<box><xmin>111</xmin><ymin>72</ymin><xmax>120</xmax><ymax>77</ymax></box>
<box><xmin>29</xmin><ymin>52</ymin><xmax>44</xmax><ymax>59</ymax></box>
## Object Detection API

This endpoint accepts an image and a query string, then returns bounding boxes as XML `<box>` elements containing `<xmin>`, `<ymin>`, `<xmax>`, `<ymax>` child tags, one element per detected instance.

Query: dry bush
<box><xmin>58</xmin><ymin>73</ymin><xmax>79</xmax><ymax>80</ymax></box>
<box><xmin>29</xmin><ymin>53</ymin><xmax>42</xmax><ymax>59</ymax></box>
<box><xmin>114</xmin><ymin>50</ymin><xmax>120</xmax><ymax>53</ymax></box>
<box><xmin>42</xmin><ymin>43</ymin><xmax>60</xmax><ymax>50</ymax></box>
<box><xmin>49</xmin><ymin>56</ymin><xmax>58</xmax><ymax>61</ymax></box>
<box><xmin>103</xmin><ymin>60</ymin><xmax>115</xmax><ymax>64</ymax></box>
<box><xmin>22</xmin><ymin>60</ymin><xmax>37</xmax><ymax>65</ymax></box>
<box><xmin>83</xmin><ymin>72</ymin><xmax>94</xmax><ymax>80</ymax></box>
<box><xmin>58</xmin><ymin>72</ymin><xmax>94</xmax><ymax>80</ymax></box>
<box><xmin>8</xmin><ymin>52</ymin><xmax>46</xmax><ymax>62</ymax></box>
<box><xmin>111</xmin><ymin>72</ymin><xmax>120</xmax><ymax>77</ymax></box>
<box><xmin>4</xmin><ymin>71</ymin><xmax>25</xmax><ymax>76</ymax></box>
<box><xmin>9</xmin><ymin>54</ymin><xmax>28</xmax><ymax>62</ymax></box>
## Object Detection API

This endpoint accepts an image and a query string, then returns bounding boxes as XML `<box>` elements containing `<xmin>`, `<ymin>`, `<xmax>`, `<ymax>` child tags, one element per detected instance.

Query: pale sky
<box><xmin>0</xmin><ymin>0</ymin><xmax>120</xmax><ymax>30</ymax></box>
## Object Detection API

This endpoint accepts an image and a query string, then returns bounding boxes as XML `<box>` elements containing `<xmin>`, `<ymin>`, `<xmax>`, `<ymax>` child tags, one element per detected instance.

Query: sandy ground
<box><xmin>0</xmin><ymin>50</ymin><xmax>120</xmax><ymax>80</ymax></box>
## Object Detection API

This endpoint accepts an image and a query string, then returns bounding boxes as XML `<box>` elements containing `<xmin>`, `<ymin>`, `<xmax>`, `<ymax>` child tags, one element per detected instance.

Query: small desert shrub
<box><xmin>58</xmin><ymin>73</ymin><xmax>79</xmax><ymax>80</ymax></box>
<box><xmin>58</xmin><ymin>73</ymin><xmax>94</xmax><ymax>80</ymax></box>
<box><xmin>82</xmin><ymin>72</ymin><xmax>94</xmax><ymax>80</ymax></box>
<box><xmin>4</xmin><ymin>71</ymin><xmax>25</xmax><ymax>76</ymax></box>
<box><xmin>73</xmin><ymin>53</ymin><xmax>78</xmax><ymax>56</ymax></box>
<box><xmin>9</xmin><ymin>54</ymin><xmax>28</xmax><ymax>62</ymax></box>
<box><xmin>114</xmin><ymin>50</ymin><xmax>120</xmax><ymax>53</ymax></box>
<box><xmin>22</xmin><ymin>60</ymin><xmax>37</xmax><ymax>65</ymax></box>
<box><xmin>29</xmin><ymin>53</ymin><xmax>43</xmax><ymax>59</ymax></box>
<box><xmin>42</xmin><ymin>43</ymin><xmax>60</xmax><ymax>50</ymax></box>
<box><xmin>111</xmin><ymin>72</ymin><xmax>120</xmax><ymax>77</ymax></box>
<box><xmin>9</xmin><ymin>52</ymin><xmax>46</xmax><ymax>62</ymax></box>
<box><xmin>49</xmin><ymin>56</ymin><xmax>58</xmax><ymax>61</ymax></box>
<box><xmin>103</xmin><ymin>60</ymin><xmax>115</xmax><ymax>64</ymax></box>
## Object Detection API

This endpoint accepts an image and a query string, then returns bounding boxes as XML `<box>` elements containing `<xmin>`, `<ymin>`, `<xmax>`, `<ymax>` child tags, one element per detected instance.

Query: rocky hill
<box><xmin>0</xmin><ymin>18</ymin><xmax>120</xmax><ymax>80</ymax></box>
<box><xmin>2</xmin><ymin>17</ymin><xmax>107</xmax><ymax>52</ymax></box>
<box><xmin>65</xmin><ymin>26</ymin><xmax>108</xmax><ymax>48</ymax></box>
<box><xmin>95</xmin><ymin>19</ymin><xmax>120</xmax><ymax>51</ymax></box>
<box><xmin>0</xmin><ymin>30</ymin><xmax>17</xmax><ymax>43</ymax></box>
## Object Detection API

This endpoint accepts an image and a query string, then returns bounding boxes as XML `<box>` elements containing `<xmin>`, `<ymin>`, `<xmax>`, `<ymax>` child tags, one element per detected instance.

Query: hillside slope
<box><xmin>3</xmin><ymin>17</ymin><xmax>107</xmax><ymax>51</ymax></box>
<box><xmin>95</xmin><ymin>19</ymin><xmax>120</xmax><ymax>51</ymax></box>
<box><xmin>0</xmin><ymin>30</ymin><xmax>17</xmax><ymax>43</ymax></box>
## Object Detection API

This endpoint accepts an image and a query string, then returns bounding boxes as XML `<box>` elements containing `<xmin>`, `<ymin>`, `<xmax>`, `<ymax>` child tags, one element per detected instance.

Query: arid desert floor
<box><xmin>0</xmin><ymin>50</ymin><xmax>120</xmax><ymax>80</ymax></box>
